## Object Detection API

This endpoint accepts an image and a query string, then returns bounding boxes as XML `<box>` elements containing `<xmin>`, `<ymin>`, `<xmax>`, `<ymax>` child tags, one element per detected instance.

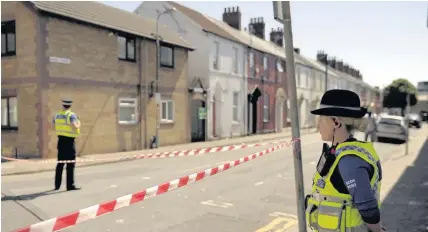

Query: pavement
<box><xmin>1</xmin><ymin>125</ymin><xmax>427</xmax><ymax>232</ymax></box>
<box><xmin>1</xmin><ymin>127</ymin><xmax>317</xmax><ymax>176</ymax></box>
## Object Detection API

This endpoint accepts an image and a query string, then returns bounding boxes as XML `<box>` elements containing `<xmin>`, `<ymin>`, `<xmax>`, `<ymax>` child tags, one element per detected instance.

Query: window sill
<box><xmin>1</xmin><ymin>53</ymin><xmax>16</xmax><ymax>58</ymax></box>
<box><xmin>118</xmin><ymin>57</ymin><xmax>136</xmax><ymax>63</ymax></box>
<box><xmin>1</xmin><ymin>127</ymin><xmax>18</xmax><ymax>131</ymax></box>
<box><xmin>161</xmin><ymin>120</ymin><xmax>174</xmax><ymax>124</ymax></box>
<box><xmin>160</xmin><ymin>64</ymin><xmax>174</xmax><ymax>70</ymax></box>
<box><xmin>263</xmin><ymin>120</ymin><xmax>269</xmax><ymax>123</ymax></box>
<box><xmin>118</xmin><ymin>121</ymin><xmax>138</xmax><ymax>126</ymax></box>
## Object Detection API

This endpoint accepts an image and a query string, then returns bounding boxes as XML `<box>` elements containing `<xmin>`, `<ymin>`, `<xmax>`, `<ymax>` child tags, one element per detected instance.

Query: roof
<box><xmin>167</xmin><ymin>1</ymin><xmax>242</xmax><ymax>44</ymax></box>
<box><xmin>30</xmin><ymin>1</ymin><xmax>194</xmax><ymax>50</ymax></box>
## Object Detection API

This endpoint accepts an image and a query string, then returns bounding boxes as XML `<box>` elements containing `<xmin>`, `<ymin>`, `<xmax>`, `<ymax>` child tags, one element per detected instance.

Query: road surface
<box><xmin>2</xmin><ymin>127</ymin><xmax>427</xmax><ymax>232</ymax></box>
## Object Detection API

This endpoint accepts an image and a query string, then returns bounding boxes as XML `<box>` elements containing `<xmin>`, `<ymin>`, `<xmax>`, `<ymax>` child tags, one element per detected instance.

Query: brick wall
<box><xmin>1</xmin><ymin>84</ymin><xmax>39</xmax><ymax>157</ymax></box>
<box><xmin>42</xmin><ymin>15</ymin><xmax>190</xmax><ymax>157</ymax></box>
<box><xmin>1</xmin><ymin>2</ymin><xmax>38</xmax><ymax>79</ymax></box>
<box><xmin>1</xmin><ymin>2</ymin><xmax>40</xmax><ymax>158</ymax></box>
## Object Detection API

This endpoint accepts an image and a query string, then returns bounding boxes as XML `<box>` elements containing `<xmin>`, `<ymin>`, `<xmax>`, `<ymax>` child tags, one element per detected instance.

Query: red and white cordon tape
<box><xmin>14</xmin><ymin>138</ymin><xmax>300</xmax><ymax>232</ymax></box>
<box><xmin>2</xmin><ymin>140</ymin><xmax>286</xmax><ymax>164</ymax></box>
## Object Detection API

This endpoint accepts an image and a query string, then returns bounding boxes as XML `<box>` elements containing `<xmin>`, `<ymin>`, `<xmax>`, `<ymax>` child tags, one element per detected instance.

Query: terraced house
<box><xmin>1</xmin><ymin>1</ymin><xmax>194</xmax><ymax>159</ymax></box>
<box><xmin>135</xmin><ymin>2</ymin><xmax>250</xmax><ymax>141</ymax></box>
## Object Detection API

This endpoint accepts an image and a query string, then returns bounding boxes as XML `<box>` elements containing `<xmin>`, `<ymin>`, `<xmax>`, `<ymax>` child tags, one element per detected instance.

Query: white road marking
<box><xmin>200</xmin><ymin>200</ymin><xmax>233</xmax><ymax>208</ymax></box>
<box><xmin>254</xmin><ymin>181</ymin><xmax>264</xmax><ymax>186</ymax></box>
<box><xmin>141</xmin><ymin>176</ymin><xmax>151</xmax><ymax>180</ymax></box>
<box><xmin>269</xmin><ymin>212</ymin><xmax>298</xmax><ymax>219</ymax></box>
<box><xmin>310</xmin><ymin>161</ymin><xmax>316</xmax><ymax>165</ymax></box>
<box><xmin>277</xmin><ymin>174</ymin><xmax>283</xmax><ymax>178</ymax></box>
<box><xmin>109</xmin><ymin>184</ymin><xmax>117</xmax><ymax>188</ymax></box>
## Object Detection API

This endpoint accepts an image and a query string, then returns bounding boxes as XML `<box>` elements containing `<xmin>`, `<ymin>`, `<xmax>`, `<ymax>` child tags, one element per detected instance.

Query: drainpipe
<box><xmin>137</xmin><ymin>37</ymin><xmax>143</xmax><ymax>150</ymax></box>
<box><xmin>143</xmin><ymin>39</ymin><xmax>149</xmax><ymax>149</ymax></box>
<box><xmin>242</xmin><ymin>46</ymin><xmax>247</xmax><ymax>136</ymax></box>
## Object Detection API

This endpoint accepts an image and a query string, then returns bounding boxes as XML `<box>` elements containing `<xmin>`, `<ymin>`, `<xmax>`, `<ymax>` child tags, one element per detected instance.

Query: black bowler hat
<box><xmin>311</xmin><ymin>89</ymin><xmax>367</xmax><ymax>118</ymax></box>
<box><xmin>62</xmin><ymin>98</ymin><xmax>73</xmax><ymax>106</ymax></box>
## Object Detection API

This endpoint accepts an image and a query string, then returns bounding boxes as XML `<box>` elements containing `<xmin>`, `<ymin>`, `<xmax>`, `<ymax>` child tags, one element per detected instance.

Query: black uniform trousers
<box><xmin>55</xmin><ymin>135</ymin><xmax>76</xmax><ymax>189</ymax></box>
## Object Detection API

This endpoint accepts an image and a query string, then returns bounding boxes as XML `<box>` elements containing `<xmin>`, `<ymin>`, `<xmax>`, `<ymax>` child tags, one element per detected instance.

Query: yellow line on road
<box><xmin>255</xmin><ymin>212</ymin><xmax>298</xmax><ymax>232</ymax></box>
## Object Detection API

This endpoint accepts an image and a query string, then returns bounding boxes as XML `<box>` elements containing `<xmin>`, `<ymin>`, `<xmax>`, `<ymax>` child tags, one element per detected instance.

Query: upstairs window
<box><xmin>250</xmin><ymin>52</ymin><xmax>255</xmax><ymax>77</ymax></box>
<box><xmin>118</xmin><ymin>35</ymin><xmax>136</xmax><ymax>62</ymax></box>
<box><xmin>232</xmin><ymin>47</ymin><xmax>238</xmax><ymax>73</ymax></box>
<box><xmin>212</xmin><ymin>41</ymin><xmax>219</xmax><ymax>70</ymax></box>
<box><xmin>160</xmin><ymin>44</ymin><xmax>174</xmax><ymax>68</ymax></box>
<box><xmin>2</xmin><ymin>21</ymin><xmax>16</xmax><ymax>57</ymax></box>
<box><xmin>263</xmin><ymin>55</ymin><xmax>268</xmax><ymax>79</ymax></box>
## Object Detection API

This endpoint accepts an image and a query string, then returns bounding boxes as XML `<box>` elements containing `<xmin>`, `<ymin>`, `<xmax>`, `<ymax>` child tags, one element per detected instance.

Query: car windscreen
<box><xmin>379</xmin><ymin>118</ymin><xmax>402</xmax><ymax>126</ymax></box>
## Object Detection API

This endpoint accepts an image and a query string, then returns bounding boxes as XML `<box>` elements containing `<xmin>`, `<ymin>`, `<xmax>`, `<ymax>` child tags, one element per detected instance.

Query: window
<box><xmin>263</xmin><ymin>55</ymin><xmax>268</xmax><ymax>79</ymax></box>
<box><xmin>161</xmin><ymin>100</ymin><xmax>174</xmax><ymax>122</ymax></box>
<box><xmin>286</xmin><ymin>99</ymin><xmax>291</xmax><ymax>122</ymax></box>
<box><xmin>250</xmin><ymin>52</ymin><xmax>255</xmax><ymax>77</ymax></box>
<box><xmin>263</xmin><ymin>94</ymin><xmax>269</xmax><ymax>122</ymax></box>
<box><xmin>160</xmin><ymin>44</ymin><xmax>174</xmax><ymax>68</ymax></box>
<box><xmin>233</xmin><ymin>92</ymin><xmax>239</xmax><ymax>122</ymax></box>
<box><xmin>2</xmin><ymin>96</ymin><xmax>18</xmax><ymax>129</ymax></box>
<box><xmin>232</xmin><ymin>47</ymin><xmax>238</xmax><ymax>73</ymax></box>
<box><xmin>2</xmin><ymin>21</ymin><xmax>16</xmax><ymax>57</ymax></box>
<box><xmin>118</xmin><ymin>98</ymin><xmax>138</xmax><ymax>124</ymax></box>
<box><xmin>212</xmin><ymin>41</ymin><xmax>219</xmax><ymax>70</ymax></box>
<box><xmin>117</xmin><ymin>35</ymin><xmax>136</xmax><ymax>61</ymax></box>
<box><xmin>276</xmin><ymin>60</ymin><xmax>284</xmax><ymax>83</ymax></box>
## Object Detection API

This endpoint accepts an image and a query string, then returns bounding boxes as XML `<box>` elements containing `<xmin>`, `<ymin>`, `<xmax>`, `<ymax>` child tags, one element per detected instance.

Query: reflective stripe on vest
<box><xmin>54</xmin><ymin>110</ymin><xmax>80</xmax><ymax>138</ymax></box>
<box><xmin>306</xmin><ymin>141</ymin><xmax>381</xmax><ymax>232</ymax></box>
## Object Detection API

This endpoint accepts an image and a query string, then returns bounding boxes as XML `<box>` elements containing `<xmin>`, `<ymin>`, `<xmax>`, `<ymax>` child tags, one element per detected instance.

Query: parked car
<box><xmin>408</xmin><ymin>113</ymin><xmax>422</xmax><ymax>128</ymax></box>
<box><xmin>376</xmin><ymin>115</ymin><xmax>408</xmax><ymax>143</ymax></box>
<box><xmin>420</xmin><ymin>110</ymin><xmax>428</xmax><ymax>122</ymax></box>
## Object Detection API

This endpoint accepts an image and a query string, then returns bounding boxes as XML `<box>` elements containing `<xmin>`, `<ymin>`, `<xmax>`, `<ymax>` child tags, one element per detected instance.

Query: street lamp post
<box><xmin>153</xmin><ymin>7</ymin><xmax>176</xmax><ymax>148</ymax></box>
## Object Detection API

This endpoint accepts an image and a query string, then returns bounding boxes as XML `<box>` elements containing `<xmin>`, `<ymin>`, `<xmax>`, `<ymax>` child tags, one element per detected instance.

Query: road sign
<box><xmin>198</xmin><ymin>107</ymin><xmax>207</xmax><ymax>119</ymax></box>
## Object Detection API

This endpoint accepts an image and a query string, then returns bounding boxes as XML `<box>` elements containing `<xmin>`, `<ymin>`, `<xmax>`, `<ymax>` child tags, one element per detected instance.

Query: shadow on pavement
<box><xmin>1</xmin><ymin>189</ymin><xmax>65</xmax><ymax>201</ymax></box>
<box><xmin>381</xmin><ymin>138</ymin><xmax>428</xmax><ymax>232</ymax></box>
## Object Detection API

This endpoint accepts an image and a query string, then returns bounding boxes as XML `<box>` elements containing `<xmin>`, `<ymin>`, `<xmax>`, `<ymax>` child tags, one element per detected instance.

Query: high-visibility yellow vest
<box><xmin>306</xmin><ymin>141</ymin><xmax>381</xmax><ymax>232</ymax></box>
<box><xmin>54</xmin><ymin>110</ymin><xmax>80</xmax><ymax>138</ymax></box>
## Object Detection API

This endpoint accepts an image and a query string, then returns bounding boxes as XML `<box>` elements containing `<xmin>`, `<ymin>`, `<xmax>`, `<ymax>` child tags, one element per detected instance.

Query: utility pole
<box><xmin>153</xmin><ymin>7</ymin><xmax>176</xmax><ymax>148</ymax></box>
<box><xmin>273</xmin><ymin>2</ymin><xmax>307</xmax><ymax>232</ymax></box>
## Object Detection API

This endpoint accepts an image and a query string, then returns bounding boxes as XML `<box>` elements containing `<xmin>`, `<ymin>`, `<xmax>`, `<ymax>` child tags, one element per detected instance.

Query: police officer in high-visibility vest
<box><xmin>306</xmin><ymin>90</ymin><xmax>386</xmax><ymax>232</ymax></box>
<box><xmin>53</xmin><ymin>99</ymin><xmax>81</xmax><ymax>191</ymax></box>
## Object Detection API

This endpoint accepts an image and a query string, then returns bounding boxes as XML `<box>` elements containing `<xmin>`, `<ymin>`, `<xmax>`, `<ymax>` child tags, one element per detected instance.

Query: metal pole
<box><xmin>155</xmin><ymin>14</ymin><xmax>161</xmax><ymax>148</ymax></box>
<box><xmin>280</xmin><ymin>2</ymin><xmax>307</xmax><ymax>231</ymax></box>
<box><xmin>405</xmin><ymin>92</ymin><xmax>410</xmax><ymax>155</ymax></box>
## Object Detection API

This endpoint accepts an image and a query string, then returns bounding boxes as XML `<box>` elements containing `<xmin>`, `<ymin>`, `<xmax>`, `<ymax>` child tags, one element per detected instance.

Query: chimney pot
<box><xmin>224</xmin><ymin>8</ymin><xmax>226</xmax><ymax>13</ymax></box>
<box><xmin>232</xmin><ymin>6</ymin><xmax>235</xmax><ymax>12</ymax></box>
<box><xmin>237</xmin><ymin>6</ymin><xmax>239</xmax><ymax>12</ymax></box>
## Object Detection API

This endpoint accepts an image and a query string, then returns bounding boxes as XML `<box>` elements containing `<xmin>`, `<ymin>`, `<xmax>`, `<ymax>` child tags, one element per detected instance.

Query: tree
<box><xmin>382</xmin><ymin>78</ymin><xmax>418</xmax><ymax>116</ymax></box>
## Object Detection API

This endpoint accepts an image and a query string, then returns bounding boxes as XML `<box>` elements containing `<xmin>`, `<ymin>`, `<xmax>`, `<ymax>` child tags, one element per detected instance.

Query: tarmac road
<box><xmin>2</xmin><ymin>126</ymin><xmax>426</xmax><ymax>232</ymax></box>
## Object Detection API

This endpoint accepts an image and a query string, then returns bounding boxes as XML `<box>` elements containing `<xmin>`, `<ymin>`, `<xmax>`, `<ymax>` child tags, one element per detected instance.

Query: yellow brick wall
<box><xmin>1</xmin><ymin>84</ymin><xmax>39</xmax><ymax>157</ymax></box>
<box><xmin>44</xmin><ymin>16</ymin><xmax>191</xmax><ymax>152</ymax></box>
<box><xmin>45</xmin><ymin>84</ymin><xmax>143</xmax><ymax>158</ymax></box>
<box><xmin>144</xmin><ymin>42</ymin><xmax>190</xmax><ymax>146</ymax></box>
<box><xmin>1</xmin><ymin>2</ymin><xmax>38</xmax><ymax>79</ymax></box>
<box><xmin>45</xmin><ymin>17</ymin><xmax>139</xmax><ymax>85</ymax></box>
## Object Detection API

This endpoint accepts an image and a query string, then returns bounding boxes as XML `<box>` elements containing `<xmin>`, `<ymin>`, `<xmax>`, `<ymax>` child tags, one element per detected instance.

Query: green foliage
<box><xmin>382</xmin><ymin>78</ymin><xmax>418</xmax><ymax>111</ymax></box>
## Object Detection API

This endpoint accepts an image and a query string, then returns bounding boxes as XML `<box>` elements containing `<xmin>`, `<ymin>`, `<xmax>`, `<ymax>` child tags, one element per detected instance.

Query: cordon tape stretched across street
<box><xmin>1</xmin><ymin>139</ymin><xmax>287</xmax><ymax>164</ymax></box>
<box><xmin>14</xmin><ymin>139</ymin><xmax>300</xmax><ymax>232</ymax></box>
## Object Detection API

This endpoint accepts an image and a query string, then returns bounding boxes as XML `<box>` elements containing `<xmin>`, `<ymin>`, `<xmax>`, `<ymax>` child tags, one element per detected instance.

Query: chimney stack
<box><xmin>328</xmin><ymin>57</ymin><xmax>337</xmax><ymax>69</ymax></box>
<box><xmin>269</xmin><ymin>27</ymin><xmax>283</xmax><ymax>47</ymax></box>
<box><xmin>248</xmin><ymin>17</ymin><xmax>265</xmax><ymax>40</ymax></box>
<box><xmin>336</xmin><ymin>60</ymin><xmax>344</xmax><ymax>72</ymax></box>
<box><xmin>316</xmin><ymin>50</ymin><xmax>328</xmax><ymax>65</ymax></box>
<box><xmin>222</xmin><ymin>6</ymin><xmax>241</xmax><ymax>30</ymax></box>
<box><xmin>343</xmin><ymin>64</ymin><xmax>350</xmax><ymax>74</ymax></box>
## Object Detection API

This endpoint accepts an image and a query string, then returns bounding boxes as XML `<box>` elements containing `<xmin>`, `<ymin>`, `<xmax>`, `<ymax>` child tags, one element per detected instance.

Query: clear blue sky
<box><xmin>101</xmin><ymin>1</ymin><xmax>428</xmax><ymax>88</ymax></box>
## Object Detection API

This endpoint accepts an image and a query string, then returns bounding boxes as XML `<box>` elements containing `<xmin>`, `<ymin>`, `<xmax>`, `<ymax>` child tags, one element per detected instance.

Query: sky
<box><xmin>101</xmin><ymin>1</ymin><xmax>428</xmax><ymax>88</ymax></box>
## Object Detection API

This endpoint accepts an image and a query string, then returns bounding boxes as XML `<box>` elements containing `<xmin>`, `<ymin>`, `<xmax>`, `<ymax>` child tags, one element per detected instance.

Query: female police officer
<box><xmin>305</xmin><ymin>89</ymin><xmax>386</xmax><ymax>232</ymax></box>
